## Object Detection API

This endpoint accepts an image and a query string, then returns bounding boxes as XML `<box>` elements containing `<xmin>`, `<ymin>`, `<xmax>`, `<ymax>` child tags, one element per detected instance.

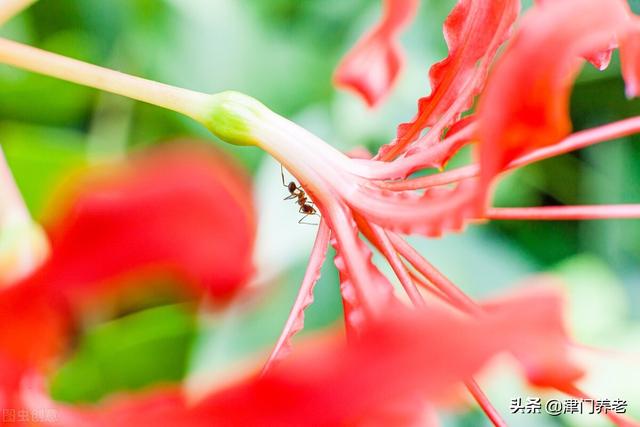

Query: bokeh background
<box><xmin>1</xmin><ymin>0</ymin><xmax>639</xmax><ymax>425</ymax></box>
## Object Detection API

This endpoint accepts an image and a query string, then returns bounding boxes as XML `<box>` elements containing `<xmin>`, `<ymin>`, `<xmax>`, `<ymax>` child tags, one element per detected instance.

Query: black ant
<box><xmin>281</xmin><ymin>165</ymin><xmax>319</xmax><ymax>225</ymax></box>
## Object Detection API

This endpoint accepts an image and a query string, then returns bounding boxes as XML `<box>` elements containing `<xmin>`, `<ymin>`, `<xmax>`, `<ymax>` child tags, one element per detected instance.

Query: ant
<box><xmin>281</xmin><ymin>165</ymin><xmax>319</xmax><ymax>225</ymax></box>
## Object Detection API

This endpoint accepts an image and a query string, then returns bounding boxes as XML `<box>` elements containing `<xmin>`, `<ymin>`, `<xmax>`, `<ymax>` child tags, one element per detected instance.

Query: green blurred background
<box><xmin>1</xmin><ymin>0</ymin><xmax>639</xmax><ymax>425</ymax></box>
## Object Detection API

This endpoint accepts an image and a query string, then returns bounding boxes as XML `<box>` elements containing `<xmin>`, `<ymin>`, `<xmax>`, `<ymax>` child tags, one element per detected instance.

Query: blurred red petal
<box><xmin>0</xmin><ymin>282</ymin><xmax>68</xmax><ymax>404</ymax></box>
<box><xmin>183</xmin><ymin>287</ymin><xmax>579</xmax><ymax>425</ymax></box>
<box><xmin>53</xmin><ymin>388</ymin><xmax>202</xmax><ymax>427</ymax></box>
<box><xmin>334</xmin><ymin>0</ymin><xmax>419</xmax><ymax>107</ymax></box>
<box><xmin>379</xmin><ymin>0</ymin><xmax>519</xmax><ymax>160</ymax></box>
<box><xmin>39</xmin><ymin>142</ymin><xmax>256</xmax><ymax>304</ymax></box>
<box><xmin>478</xmin><ymin>0</ymin><xmax>639</xmax><ymax>191</ymax></box>
<box><xmin>0</xmin><ymin>284</ymin><xmax>67</xmax><ymax>367</ymax></box>
<box><xmin>535</xmin><ymin>0</ymin><xmax>616</xmax><ymax>71</ymax></box>
<box><xmin>620</xmin><ymin>27</ymin><xmax>640</xmax><ymax>98</ymax></box>
<box><xmin>6</xmin><ymin>286</ymin><xmax>578</xmax><ymax>426</ymax></box>
<box><xmin>0</xmin><ymin>143</ymin><xmax>256</xmax><ymax>406</ymax></box>
<box><xmin>480</xmin><ymin>281</ymin><xmax>584</xmax><ymax>388</ymax></box>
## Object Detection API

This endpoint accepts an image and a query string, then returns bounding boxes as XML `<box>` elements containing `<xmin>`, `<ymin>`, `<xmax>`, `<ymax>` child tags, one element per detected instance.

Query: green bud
<box><xmin>202</xmin><ymin>91</ymin><xmax>266</xmax><ymax>147</ymax></box>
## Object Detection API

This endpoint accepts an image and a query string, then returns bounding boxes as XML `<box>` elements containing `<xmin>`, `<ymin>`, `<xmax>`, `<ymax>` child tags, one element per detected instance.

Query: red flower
<box><xmin>210</xmin><ymin>0</ymin><xmax>640</xmax><ymax>424</ymax></box>
<box><xmin>1</xmin><ymin>0</ymin><xmax>640</xmax><ymax>425</ymax></box>
<box><xmin>0</xmin><ymin>143</ymin><xmax>256</xmax><ymax>421</ymax></box>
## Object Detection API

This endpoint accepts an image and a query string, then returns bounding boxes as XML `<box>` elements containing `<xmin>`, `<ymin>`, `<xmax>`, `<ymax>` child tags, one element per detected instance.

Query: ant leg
<box><xmin>299</xmin><ymin>215</ymin><xmax>319</xmax><ymax>226</ymax></box>
<box><xmin>298</xmin><ymin>215</ymin><xmax>319</xmax><ymax>225</ymax></box>
<box><xmin>284</xmin><ymin>194</ymin><xmax>296</xmax><ymax>200</ymax></box>
<box><xmin>281</xmin><ymin>164</ymin><xmax>287</xmax><ymax>187</ymax></box>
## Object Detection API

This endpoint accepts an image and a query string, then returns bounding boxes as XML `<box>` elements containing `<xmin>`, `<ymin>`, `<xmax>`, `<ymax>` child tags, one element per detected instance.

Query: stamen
<box><xmin>389</xmin><ymin>233</ymin><xmax>482</xmax><ymax>315</ymax></box>
<box><xmin>465</xmin><ymin>379</ymin><xmax>509</xmax><ymax>427</ymax></box>
<box><xmin>486</xmin><ymin>205</ymin><xmax>640</xmax><ymax>220</ymax></box>
<box><xmin>368</xmin><ymin>224</ymin><xmax>426</xmax><ymax>308</ymax></box>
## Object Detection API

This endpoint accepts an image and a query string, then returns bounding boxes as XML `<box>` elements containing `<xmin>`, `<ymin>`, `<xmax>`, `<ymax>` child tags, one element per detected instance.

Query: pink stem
<box><xmin>376</xmin><ymin>228</ymin><xmax>503</xmax><ymax>425</ymax></box>
<box><xmin>326</xmin><ymin>204</ymin><xmax>379</xmax><ymax>319</ymax></box>
<box><xmin>407</xmin><ymin>268</ymin><xmax>454</xmax><ymax>304</ymax></box>
<box><xmin>510</xmin><ymin>116</ymin><xmax>640</xmax><ymax>169</ymax></box>
<box><xmin>368</xmin><ymin>224</ymin><xmax>426</xmax><ymax>308</ymax></box>
<box><xmin>381</xmin><ymin>115</ymin><xmax>640</xmax><ymax>191</ymax></box>
<box><xmin>388</xmin><ymin>232</ymin><xmax>482</xmax><ymax>315</ymax></box>
<box><xmin>378</xmin><ymin>164</ymin><xmax>478</xmax><ymax>191</ymax></box>
<box><xmin>465</xmin><ymin>379</ymin><xmax>508</xmax><ymax>427</ymax></box>
<box><xmin>262</xmin><ymin>221</ymin><xmax>331</xmax><ymax>374</ymax></box>
<box><xmin>487</xmin><ymin>205</ymin><xmax>640</xmax><ymax>220</ymax></box>
<box><xmin>377</xmin><ymin>229</ymin><xmax>506</xmax><ymax>424</ymax></box>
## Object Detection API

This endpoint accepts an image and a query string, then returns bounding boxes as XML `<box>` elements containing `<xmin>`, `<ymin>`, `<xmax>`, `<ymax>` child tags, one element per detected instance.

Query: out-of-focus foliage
<box><xmin>50</xmin><ymin>304</ymin><xmax>197</xmax><ymax>403</ymax></box>
<box><xmin>0</xmin><ymin>0</ymin><xmax>638</xmax><ymax>425</ymax></box>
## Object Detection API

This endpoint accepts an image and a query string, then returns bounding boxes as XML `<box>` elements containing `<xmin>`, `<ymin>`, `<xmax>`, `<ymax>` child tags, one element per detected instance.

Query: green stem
<box><xmin>0</xmin><ymin>0</ymin><xmax>37</xmax><ymax>26</ymax></box>
<box><xmin>0</xmin><ymin>37</ymin><xmax>212</xmax><ymax>122</ymax></box>
<box><xmin>0</xmin><ymin>38</ymin><xmax>269</xmax><ymax>148</ymax></box>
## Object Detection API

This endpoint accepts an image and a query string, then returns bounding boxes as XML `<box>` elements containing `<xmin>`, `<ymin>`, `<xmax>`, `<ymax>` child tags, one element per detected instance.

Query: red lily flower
<box><xmin>202</xmin><ymin>0</ymin><xmax>640</xmax><ymax>424</ymax></box>
<box><xmin>0</xmin><ymin>0</ymin><xmax>638</xmax><ymax>425</ymax></box>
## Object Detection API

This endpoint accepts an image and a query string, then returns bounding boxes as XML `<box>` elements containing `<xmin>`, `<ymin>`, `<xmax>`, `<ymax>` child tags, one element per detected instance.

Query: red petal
<box><xmin>328</xmin><ymin>206</ymin><xmax>396</xmax><ymax>334</ymax></box>
<box><xmin>186</xmin><ymin>287</ymin><xmax>579</xmax><ymax>425</ymax></box>
<box><xmin>477</xmin><ymin>0</ymin><xmax>638</xmax><ymax>192</ymax></box>
<box><xmin>39</xmin><ymin>143</ymin><xmax>256</xmax><ymax>304</ymax></box>
<box><xmin>378</xmin><ymin>0</ymin><xmax>519</xmax><ymax>160</ymax></box>
<box><xmin>0</xmin><ymin>282</ymin><xmax>68</xmax><ymax>395</ymax></box>
<box><xmin>12</xmin><ymin>287</ymin><xmax>579</xmax><ymax>426</ymax></box>
<box><xmin>350</xmin><ymin>177</ymin><xmax>481</xmax><ymax>237</ymax></box>
<box><xmin>481</xmin><ymin>281</ymin><xmax>584</xmax><ymax>388</ymax></box>
<box><xmin>535</xmin><ymin>0</ymin><xmax>616</xmax><ymax>71</ymax></box>
<box><xmin>620</xmin><ymin>26</ymin><xmax>640</xmax><ymax>98</ymax></box>
<box><xmin>0</xmin><ymin>143</ymin><xmax>256</xmax><ymax>404</ymax></box>
<box><xmin>334</xmin><ymin>0</ymin><xmax>419</xmax><ymax>107</ymax></box>
<box><xmin>50</xmin><ymin>388</ymin><xmax>202</xmax><ymax>427</ymax></box>
<box><xmin>263</xmin><ymin>221</ymin><xmax>331</xmax><ymax>372</ymax></box>
<box><xmin>394</xmin><ymin>116</ymin><xmax>477</xmax><ymax>175</ymax></box>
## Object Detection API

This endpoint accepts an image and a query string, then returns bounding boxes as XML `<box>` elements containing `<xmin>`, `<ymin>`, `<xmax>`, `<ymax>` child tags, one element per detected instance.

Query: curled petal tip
<box><xmin>334</xmin><ymin>0</ymin><xmax>419</xmax><ymax>107</ymax></box>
